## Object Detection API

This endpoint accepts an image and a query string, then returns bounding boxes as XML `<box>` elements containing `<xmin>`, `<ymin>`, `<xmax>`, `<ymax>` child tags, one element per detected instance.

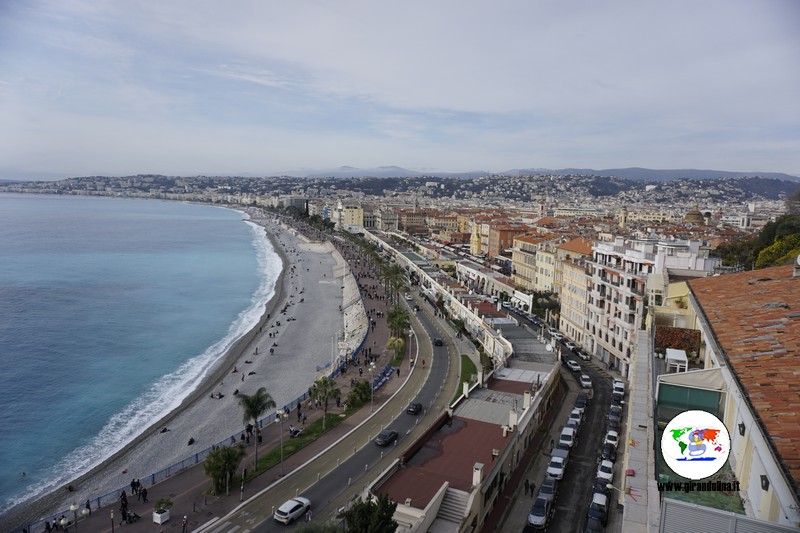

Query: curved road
<box><xmin>199</xmin><ymin>296</ymin><xmax>461</xmax><ymax>532</ymax></box>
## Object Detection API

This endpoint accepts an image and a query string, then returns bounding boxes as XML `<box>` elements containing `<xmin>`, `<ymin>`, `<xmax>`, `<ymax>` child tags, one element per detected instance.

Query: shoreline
<box><xmin>1</xmin><ymin>208</ymin><xmax>344</xmax><ymax>530</ymax></box>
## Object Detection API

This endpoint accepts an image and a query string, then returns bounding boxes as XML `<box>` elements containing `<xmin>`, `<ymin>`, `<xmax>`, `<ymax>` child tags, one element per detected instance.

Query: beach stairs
<box><xmin>434</xmin><ymin>487</ymin><xmax>469</xmax><ymax>527</ymax></box>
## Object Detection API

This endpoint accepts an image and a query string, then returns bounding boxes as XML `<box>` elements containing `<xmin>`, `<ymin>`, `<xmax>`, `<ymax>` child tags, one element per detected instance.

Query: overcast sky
<box><xmin>1</xmin><ymin>1</ymin><xmax>799</xmax><ymax>179</ymax></box>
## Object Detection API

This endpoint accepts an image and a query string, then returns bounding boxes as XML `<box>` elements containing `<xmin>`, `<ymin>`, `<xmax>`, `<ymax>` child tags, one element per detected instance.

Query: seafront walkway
<box><xmin>30</xmin><ymin>229</ymin><xmax>454</xmax><ymax>533</ymax></box>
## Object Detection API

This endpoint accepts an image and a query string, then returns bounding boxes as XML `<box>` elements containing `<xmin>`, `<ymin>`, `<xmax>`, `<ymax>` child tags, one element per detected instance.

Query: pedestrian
<box><xmin>530</xmin><ymin>481</ymin><xmax>536</xmax><ymax>497</ymax></box>
<box><xmin>524</xmin><ymin>479</ymin><xmax>529</xmax><ymax>495</ymax></box>
<box><xmin>306</xmin><ymin>509</ymin><xmax>313</xmax><ymax>522</ymax></box>
<box><xmin>181</xmin><ymin>515</ymin><xmax>188</xmax><ymax>533</ymax></box>
<box><xmin>141</xmin><ymin>486</ymin><xmax>148</xmax><ymax>503</ymax></box>
<box><xmin>85</xmin><ymin>499</ymin><xmax>91</xmax><ymax>515</ymax></box>
<box><xmin>397</xmin><ymin>367</ymin><xmax>400</xmax><ymax>377</ymax></box>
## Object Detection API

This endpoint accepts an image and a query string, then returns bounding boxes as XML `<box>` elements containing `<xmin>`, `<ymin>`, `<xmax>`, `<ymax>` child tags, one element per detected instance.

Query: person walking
<box><xmin>84</xmin><ymin>499</ymin><xmax>91</xmax><ymax>516</ymax></box>
<box><xmin>524</xmin><ymin>479</ymin><xmax>529</xmax><ymax>495</ymax></box>
<box><xmin>141</xmin><ymin>486</ymin><xmax>148</xmax><ymax>503</ymax></box>
<box><xmin>181</xmin><ymin>515</ymin><xmax>188</xmax><ymax>532</ymax></box>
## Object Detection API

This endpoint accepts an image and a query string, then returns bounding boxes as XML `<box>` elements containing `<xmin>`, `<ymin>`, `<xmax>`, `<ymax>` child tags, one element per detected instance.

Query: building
<box><xmin>683</xmin><ymin>263</ymin><xmax>800</xmax><ymax>527</ymax></box>
<box><xmin>560</xmin><ymin>258</ymin><xmax>591</xmax><ymax>348</ymax></box>
<box><xmin>585</xmin><ymin>237</ymin><xmax>719</xmax><ymax>377</ymax></box>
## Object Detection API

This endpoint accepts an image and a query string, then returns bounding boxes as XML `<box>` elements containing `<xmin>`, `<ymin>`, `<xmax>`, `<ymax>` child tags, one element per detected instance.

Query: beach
<box><xmin>2</xmin><ymin>209</ymin><xmax>359</xmax><ymax>530</ymax></box>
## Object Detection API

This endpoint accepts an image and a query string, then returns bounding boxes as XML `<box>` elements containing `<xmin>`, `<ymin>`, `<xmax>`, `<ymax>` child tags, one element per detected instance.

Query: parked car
<box><xmin>404</xmin><ymin>293</ymin><xmax>413</xmax><ymax>301</ymax></box>
<box><xmin>577</xmin><ymin>349</ymin><xmax>591</xmax><ymax>361</ymax></box>
<box><xmin>597</xmin><ymin>460</ymin><xmax>614</xmax><ymax>483</ymax></box>
<box><xmin>574</xmin><ymin>395</ymin><xmax>588</xmax><ymax>416</ymax></box>
<box><xmin>584</xmin><ymin>515</ymin><xmax>606</xmax><ymax>533</ymax></box>
<box><xmin>601</xmin><ymin>443</ymin><xmax>617</xmax><ymax>463</ymax></box>
<box><xmin>547</xmin><ymin>448</ymin><xmax>569</xmax><ymax>480</ymax></box>
<box><xmin>374</xmin><ymin>429</ymin><xmax>398</xmax><ymax>447</ymax></box>
<box><xmin>527</xmin><ymin>497</ymin><xmax>553</xmax><ymax>529</ymax></box>
<box><xmin>564</xmin><ymin>341</ymin><xmax>577</xmax><ymax>352</ymax></box>
<box><xmin>580</xmin><ymin>374</ymin><xmax>593</xmax><ymax>388</ymax></box>
<box><xmin>610</xmin><ymin>392</ymin><xmax>624</xmax><ymax>408</ymax></box>
<box><xmin>559</xmin><ymin>426</ymin><xmax>577</xmax><ymax>449</ymax></box>
<box><xmin>613</xmin><ymin>379</ymin><xmax>625</xmax><ymax>396</ymax></box>
<box><xmin>433</xmin><ymin>338</ymin><xmax>444</xmax><ymax>346</ymax></box>
<box><xmin>274</xmin><ymin>497</ymin><xmax>311</xmax><ymax>524</ymax></box>
<box><xmin>587</xmin><ymin>492</ymin><xmax>609</xmax><ymax>526</ymax></box>
<box><xmin>606</xmin><ymin>417</ymin><xmax>621</xmax><ymax>433</ymax></box>
<box><xmin>569</xmin><ymin>408</ymin><xmax>583</xmax><ymax>427</ymax></box>
<box><xmin>406</xmin><ymin>402</ymin><xmax>423</xmax><ymax>415</ymax></box>
<box><xmin>567</xmin><ymin>360</ymin><xmax>582</xmax><ymax>372</ymax></box>
<box><xmin>604</xmin><ymin>430</ymin><xmax>619</xmax><ymax>448</ymax></box>
<box><xmin>592</xmin><ymin>477</ymin><xmax>612</xmax><ymax>497</ymax></box>
<box><xmin>538</xmin><ymin>477</ymin><xmax>559</xmax><ymax>503</ymax></box>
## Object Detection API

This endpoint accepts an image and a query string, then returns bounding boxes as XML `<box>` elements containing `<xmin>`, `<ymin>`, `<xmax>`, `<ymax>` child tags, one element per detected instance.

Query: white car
<box><xmin>580</xmin><ymin>374</ymin><xmax>593</xmax><ymax>388</ymax></box>
<box><xmin>564</xmin><ymin>341</ymin><xmax>576</xmax><ymax>352</ymax></box>
<box><xmin>569</xmin><ymin>408</ymin><xmax>583</xmax><ymax>427</ymax></box>
<box><xmin>566</xmin><ymin>360</ymin><xmax>581</xmax><ymax>373</ymax></box>
<box><xmin>577</xmin><ymin>349</ymin><xmax>591</xmax><ymax>361</ymax></box>
<box><xmin>404</xmin><ymin>293</ymin><xmax>413</xmax><ymax>301</ymax></box>
<box><xmin>559</xmin><ymin>426</ymin><xmax>577</xmax><ymax>449</ymax></box>
<box><xmin>604</xmin><ymin>430</ymin><xmax>620</xmax><ymax>448</ymax></box>
<box><xmin>547</xmin><ymin>455</ymin><xmax>567</xmax><ymax>480</ymax></box>
<box><xmin>597</xmin><ymin>460</ymin><xmax>614</xmax><ymax>483</ymax></box>
<box><xmin>274</xmin><ymin>496</ymin><xmax>311</xmax><ymax>524</ymax></box>
<box><xmin>613</xmin><ymin>379</ymin><xmax>625</xmax><ymax>396</ymax></box>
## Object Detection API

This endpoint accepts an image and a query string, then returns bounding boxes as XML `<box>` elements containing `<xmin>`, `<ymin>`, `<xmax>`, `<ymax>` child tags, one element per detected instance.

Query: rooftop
<box><xmin>688</xmin><ymin>263</ymin><xmax>800</xmax><ymax>495</ymax></box>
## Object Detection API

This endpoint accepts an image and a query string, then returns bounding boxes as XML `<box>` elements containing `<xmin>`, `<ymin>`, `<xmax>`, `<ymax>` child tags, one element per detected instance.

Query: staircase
<box><xmin>436</xmin><ymin>488</ymin><xmax>469</xmax><ymax>524</ymax></box>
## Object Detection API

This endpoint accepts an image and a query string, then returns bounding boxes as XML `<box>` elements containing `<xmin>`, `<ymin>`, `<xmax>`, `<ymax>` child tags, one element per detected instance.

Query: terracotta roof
<box><xmin>558</xmin><ymin>237</ymin><xmax>594</xmax><ymax>256</ymax></box>
<box><xmin>688</xmin><ymin>264</ymin><xmax>800</xmax><ymax>495</ymax></box>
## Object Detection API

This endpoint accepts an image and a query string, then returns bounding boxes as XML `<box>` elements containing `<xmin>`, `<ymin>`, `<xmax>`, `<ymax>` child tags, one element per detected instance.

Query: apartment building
<box><xmin>553</xmin><ymin>237</ymin><xmax>594</xmax><ymax>295</ymax></box>
<box><xmin>510</xmin><ymin>233</ymin><xmax>560</xmax><ymax>292</ymax></box>
<box><xmin>486</xmin><ymin>224</ymin><xmax>529</xmax><ymax>259</ymax></box>
<box><xmin>560</xmin><ymin>258</ymin><xmax>591</xmax><ymax>348</ymax></box>
<box><xmin>585</xmin><ymin>236</ymin><xmax>718</xmax><ymax>377</ymax></box>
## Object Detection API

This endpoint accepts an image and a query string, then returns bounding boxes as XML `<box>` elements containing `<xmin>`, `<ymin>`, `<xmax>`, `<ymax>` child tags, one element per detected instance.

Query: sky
<box><xmin>1</xmin><ymin>1</ymin><xmax>799</xmax><ymax>180</ymax></box>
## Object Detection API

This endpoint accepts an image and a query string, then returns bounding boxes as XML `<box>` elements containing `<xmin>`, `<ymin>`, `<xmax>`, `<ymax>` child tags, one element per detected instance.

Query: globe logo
<box><xmin>661</xmin><ymin>410</ymin><xmax>730</xmax><ymax>480</ymax></box>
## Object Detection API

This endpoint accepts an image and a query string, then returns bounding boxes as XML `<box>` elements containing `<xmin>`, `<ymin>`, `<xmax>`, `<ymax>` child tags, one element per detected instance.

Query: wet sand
<box><xmin>2</xmin><ymin>211</ymin><xmax>350</xmax><ymax>530</ymax></box>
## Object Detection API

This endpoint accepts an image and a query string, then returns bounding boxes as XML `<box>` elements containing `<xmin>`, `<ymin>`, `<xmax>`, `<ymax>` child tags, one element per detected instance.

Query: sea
<box><xmin>0</xmin><ymin>193</ymin><xmax>281</xmax><ymax>516</ymax></box>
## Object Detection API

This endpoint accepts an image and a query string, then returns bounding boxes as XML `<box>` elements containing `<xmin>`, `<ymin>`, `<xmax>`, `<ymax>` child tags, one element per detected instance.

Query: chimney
<box><xmin>794</xmin><ymin>255</ymin><xmax>800</xmax><ymax>278</ymax></box>
<box><xmin>473</xmin><ymin>463</ymin><xmax>484</xmax><ymax>487</ymax></box>
<box><xmin>463</xmin><ymin>380</ymin><xmax>470</xmax><ymax>399</ymax></box>
<box><xmin>523</xmin><ymin>390</ymin><xmax>532</xmax><ymax>409</ymax></box>
<box><xmin>478</xmin><ymin>370</ymin><xmax>484</xmax><ymax>387</ymax></box>
<box><xmin>509</xmin><ymin>407</ymin><xmax>518</xmax><ymax>429</ymax></box>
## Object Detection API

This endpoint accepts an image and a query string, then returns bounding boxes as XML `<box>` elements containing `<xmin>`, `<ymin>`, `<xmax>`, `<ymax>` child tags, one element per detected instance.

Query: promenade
<box><xmin>24</xmin><ymin>224</ymin><xmax>467</xmax><ymax>533</ymax></box>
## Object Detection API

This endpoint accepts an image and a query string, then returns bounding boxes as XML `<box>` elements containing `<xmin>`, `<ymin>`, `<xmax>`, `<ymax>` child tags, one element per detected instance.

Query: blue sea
<box><xmin>0</xmin><ymin>193</ymin><xmax>280</xmax><ymax>514</ymax></box>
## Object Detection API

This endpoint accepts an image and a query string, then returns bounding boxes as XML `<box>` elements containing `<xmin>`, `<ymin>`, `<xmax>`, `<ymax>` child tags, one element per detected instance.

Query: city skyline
<box><xmin>2</xmin><ymin>1</ymin><xmax>799</xmax><ymax>180</ymax></box>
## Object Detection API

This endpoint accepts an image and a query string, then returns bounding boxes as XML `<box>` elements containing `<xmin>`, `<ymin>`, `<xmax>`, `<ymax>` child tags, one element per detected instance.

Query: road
<box><xmin>201</xmin><ymin>296</ymin><xmax>460</xmax><ymax>532</ymax></box>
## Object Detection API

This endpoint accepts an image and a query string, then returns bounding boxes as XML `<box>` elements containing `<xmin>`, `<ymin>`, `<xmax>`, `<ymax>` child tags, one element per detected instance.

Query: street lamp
<box><xmin>368</xmin><ymin>362</ymin><xmax>376</xmax><ymax>412</ymax></box>
<box><xmin>61</xmin><ymin>502</ymin><xmax>87</xmax><ymax>532</ymax></box>
<box><xmin>110</xmin><ymin>510</ymin><xmax>114</xmax><ymax>533</ymax></box>
<box><xmin>276</xmin><ymin>411</ymin><xmax>285</xmax><ymax>476</ymax></box>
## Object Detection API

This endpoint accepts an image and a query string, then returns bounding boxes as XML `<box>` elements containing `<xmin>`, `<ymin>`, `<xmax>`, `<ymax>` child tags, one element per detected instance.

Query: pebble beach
<box><xmin>2</xmin><ymin>211</ymin><xmax>361</xmax><ymax>530</ymax></box>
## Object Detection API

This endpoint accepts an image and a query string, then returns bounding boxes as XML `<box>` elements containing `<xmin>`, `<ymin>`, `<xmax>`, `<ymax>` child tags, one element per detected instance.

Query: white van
<box><xmin>559</xmin><ymin>426</ymin><xmax>577</xmax><ymax>448</ymax></box>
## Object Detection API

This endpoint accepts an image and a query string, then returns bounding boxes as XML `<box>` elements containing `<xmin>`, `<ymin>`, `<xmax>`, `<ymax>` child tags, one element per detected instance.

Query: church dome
<box><xmin>684</xmin><ymin>205</ymin><xmax>705</xmax><ymax>225</ymax></box>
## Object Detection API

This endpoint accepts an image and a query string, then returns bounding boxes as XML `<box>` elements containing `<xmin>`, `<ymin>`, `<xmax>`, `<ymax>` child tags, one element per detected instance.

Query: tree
<box><xmin>387</xmin><ymin>306</ymin><xmax>410</xmax><ymax>338</ymax></box>
<box><xmin>308</xmin><ymin>377</ymin><xmax>341</xmax><ymax>430</ymax></box>
<box><xmin>452</xmin><ymin>318</ymin><xmax>466</xmax><ymax>338</ymax></box>
<box><xmin>786</xmin><ymin>186</ymin><xmax>800</xmax><ymax>215</ymax></box>
<box><xmin>346</xmin><ymin>380</ymin><xmax>372</xmax><ymax>408</ymax></box>
<box><xmin>755</xmin><ymin>233</ymin><xmax>800</xmax><ymax>268</ymax></box>
<box><xmin>237</xmin><ymin>387</ymin><xmax>276</xmax><ymax>468</ymax></box>
<box><xmin>386</xmin><ymin>336</ymin><xmax>405</xmax><ymax>360</ymax></box>
<box><xmin>381</xmin><ymin>263</ymin><xmax>406</xmax><ymax>302</ymax></box>
<box><xmin>337</xmin><ymin>494</ymin><xmax>398</xmax><ymax>533</ymax></box>
<box><xmin>203</xmin><ymin>444</ymin><xmax>246</xmax><ymax>495</ymax></box>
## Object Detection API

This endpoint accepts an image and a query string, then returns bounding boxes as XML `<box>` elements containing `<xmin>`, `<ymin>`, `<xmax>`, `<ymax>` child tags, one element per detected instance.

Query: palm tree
<box><xmin>237</xmin><ymin>387</ymin><xmax>276</xmax><ymax>468</ymax></box>
<box><xmin>203</xmin><ymin>443</ymin><xmax>246</xmax><ymax>495</ymax></box>
<box><xmin>308</xmin><ymin>377</ymin><xmax>341</xmax><ymax>430</ymax></box>
<box><xmin>386</xmin><ymin>336</ymin><xmax>405</xmax><ymax>361</ymax></box>
<box><xmin>387</xmin><ymin>306</ymin><xmax>410</xmax><ymax>338</ymax></box>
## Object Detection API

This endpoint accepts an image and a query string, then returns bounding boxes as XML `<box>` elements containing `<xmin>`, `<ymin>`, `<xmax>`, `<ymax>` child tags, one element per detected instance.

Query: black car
<box><xmin>610</xmin><ymin>392</ymin><xmax>624</xmax><ymax>408</ymax></box>
<box><xmin>601</xmin><ymin>443</ymin><xmax>617</xmax><ymax>463</ymax></box>
<box><xmin>584</xmin><ymin>516</ymin><xmax>605</xmax><ymax>533</ymax></box>
<box><xmin>433</xmin><ymin>338</ymin><xmax>444</xmax><ymax>346</ymax></box>
<box><xmin>374</xmin><ymin>429</ymin><xmax>398</xmax><ymax>446</ymax></box>
<box><xmin>406</xmin><ymin>402</ymin><xmax>423</xmax><ymax>415</ymax></box>
<box><xmin>606</xmin><ymin>417</ymin><xmax>621</xmax><ymax>432</ymax></box>
<box><xmin>538</xmin><ymin>477</ymin><xmax>559</xmax><ymax>503</ymax></box>
<box><xmin>592</xmin><ymin>478</ymin><xmax>612</xmax><ymax>497</ymax></box>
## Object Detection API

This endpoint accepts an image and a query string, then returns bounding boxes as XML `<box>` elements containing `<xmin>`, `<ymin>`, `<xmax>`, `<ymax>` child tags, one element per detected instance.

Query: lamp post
<box><xmin>276</xmin><ymin>411</ymin><xmax>285</xmax><ymax>476</ymax></box>
<box><xmin>110</xmin><ymin>510</ymin><xmax>114</xmax><ymax>533</ymax></box>
<box><xmin>368</xmin><ymin>362</ymin><xmax>376</xmax><ymax>412</ymax></box>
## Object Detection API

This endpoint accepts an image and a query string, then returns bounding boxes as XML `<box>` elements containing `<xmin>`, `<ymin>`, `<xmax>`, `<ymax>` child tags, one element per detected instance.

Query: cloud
<box><xmin>1</xmin><ymin>0</ymin><xmax>799</xmax><ymax>178</ymax></box>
